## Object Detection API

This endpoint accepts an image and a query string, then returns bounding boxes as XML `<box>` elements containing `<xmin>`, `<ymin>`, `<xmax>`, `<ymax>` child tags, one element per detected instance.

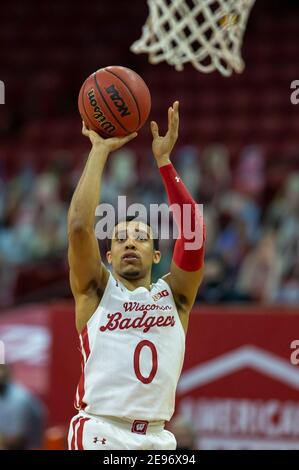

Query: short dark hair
<box><xmin>106</xmin><ymin>215</ymin><xmax>159</xmax><ymax>251</ymax></box>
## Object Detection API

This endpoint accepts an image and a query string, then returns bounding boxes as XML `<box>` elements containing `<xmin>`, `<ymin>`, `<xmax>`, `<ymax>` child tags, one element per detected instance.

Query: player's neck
<box><xmin>114</xmin><ymin>272</ymin><xmax>152</xmax><ymax>292</ymax></box>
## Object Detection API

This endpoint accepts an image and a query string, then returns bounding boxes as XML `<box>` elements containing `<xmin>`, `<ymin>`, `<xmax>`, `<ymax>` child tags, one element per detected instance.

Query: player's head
<box><xmin>106</xmin><ymin>216</ymin><xmax>161</xmax><ymax>280</ymax></box>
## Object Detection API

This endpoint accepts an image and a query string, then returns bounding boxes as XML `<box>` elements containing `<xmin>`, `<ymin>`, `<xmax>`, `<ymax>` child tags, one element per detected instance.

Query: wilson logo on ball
<box><xmin>88</xmin><ymin>89</ymin><xmax>116</xmax><ymax>134</ymax></box>
<box><xmin>106</xmin><ymin>84</ymin><xmax>131</xmax><ymax>118</ymax></box>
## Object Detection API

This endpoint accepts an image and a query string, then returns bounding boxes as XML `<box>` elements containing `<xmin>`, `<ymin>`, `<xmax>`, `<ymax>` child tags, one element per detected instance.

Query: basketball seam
<box><xmin>105</xmin><ymin>69</ymin><xmax>141</xmax><ymax>128</ymax></box>
<box><xmin>81</xmin><ymin>79</ymin><xmax>111</xmax><ymax>137</ymax></box>
<box><xmin>93</xmin><ymin>73</ymin><xmax>131</xmax><ymax>134</ymax></box>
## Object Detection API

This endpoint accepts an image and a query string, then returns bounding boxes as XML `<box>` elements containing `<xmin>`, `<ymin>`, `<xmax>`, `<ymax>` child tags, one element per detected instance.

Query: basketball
<box><xmin>78</xmin><ymin>66</ymin><xmax>151</xmax><ymax>138</ymax></box>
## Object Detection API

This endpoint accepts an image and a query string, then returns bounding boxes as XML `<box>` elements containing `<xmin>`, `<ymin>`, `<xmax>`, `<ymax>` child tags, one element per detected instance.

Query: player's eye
<box><xmin>136</xmin><ymin>232</ymin><xmax>148</xmax><ymax>241</ymax></box>
<box><xmin>116</xmin><ymin>231</ymin><xmax>127</xmax><ymax>242</ymax></box>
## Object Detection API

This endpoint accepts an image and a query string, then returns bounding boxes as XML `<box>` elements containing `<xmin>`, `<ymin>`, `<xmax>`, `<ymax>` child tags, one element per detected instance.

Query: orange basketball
<box><xmin>78</xmin><ymin>66</ymin><xmax>151</xmax><ymax>137</ymax></box>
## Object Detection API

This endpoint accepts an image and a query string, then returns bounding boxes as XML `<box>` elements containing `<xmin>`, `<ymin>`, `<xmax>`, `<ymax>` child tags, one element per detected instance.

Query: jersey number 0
<box><xmin>134</xmin><ymin>340</ymin><xmax>158</xmax><ymax>384</ymax></box>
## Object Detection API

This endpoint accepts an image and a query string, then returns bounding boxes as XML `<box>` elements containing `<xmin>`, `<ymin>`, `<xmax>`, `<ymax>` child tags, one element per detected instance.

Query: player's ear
<box><xmin>153</xmin><ymin>250</ymin><xmax>161</xmax><ymax>264</ymax></box>
<box><xmin>106</xmin><ymin>250</ymin><xmax>112</xmax><ymax>265</ymax></box>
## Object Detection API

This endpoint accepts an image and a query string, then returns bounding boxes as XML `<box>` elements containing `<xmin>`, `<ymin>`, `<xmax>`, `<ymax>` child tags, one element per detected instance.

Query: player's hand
<box><xmin>150</xmin><ymin>101</ymin><xmax>179</xmax><ymax>165</ymax></box>
<box><xmin>82</xmin><ymin>121</ymin><xmax>137</xmax><ymax>152</ymax></box>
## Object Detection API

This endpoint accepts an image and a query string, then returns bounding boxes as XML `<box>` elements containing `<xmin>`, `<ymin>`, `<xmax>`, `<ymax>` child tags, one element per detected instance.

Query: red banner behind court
<box><xmin>176</xmin><ymin>306</ymin><xmax>299</xmax><ymax>449</ymax></box>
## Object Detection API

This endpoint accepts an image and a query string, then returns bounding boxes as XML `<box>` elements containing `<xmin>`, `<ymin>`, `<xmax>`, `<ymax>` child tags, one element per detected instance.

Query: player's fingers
<box><xmin>168</xmin><ymin>103</ymin><xmax>178</xmax><ymax>137</ymax></box>
<box><xmin>82</xmin><ymin>120</ymin><xmax>89</xmax><ymax>136</ymax></box>
<box><xmin>168</xmin><ymin>106</ymin><xmax>174</xmax><ymax>130</ymax></box>
<box><xmin>89</xmin><ymin>129</ymin><xmax>101</xmax><ymax>141</ymax></box>
<box><xmin>173</xmin><ymin>101</ymin><xmax>179</xmax><ymax>112</ymax></box>
<box><xmin>173</xmin><ymin>101</ymin><xmax>179</xmax><ymax>133</ymax></box>
<box><xmin>121</xmin><ymin>132</ymin><xmax>138</xmax><ymax>145</ymax></box>
<box><xmin>173</xmin><ymin>101</ymin><xmax>179</xmax><ymax>121</ymax></box>
<box><xmin>150</xmin><ymin>121</ymin><xmax>160</xmax><ymax>139</ymax></box>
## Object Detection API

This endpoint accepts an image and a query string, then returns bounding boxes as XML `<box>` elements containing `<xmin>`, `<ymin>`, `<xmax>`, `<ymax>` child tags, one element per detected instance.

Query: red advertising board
<box><xmin>0</xmin><ymin>304</ymin><xmax>51</xmax><ymax>397</ymax></box>
<box><xmin>176</xmin><ymin>306</ymin><xmax>299</xmax><ymax>449</ymax></box>
<box><xmin>0</xmin><ymin>302</ymin><xmax>80</xmax><ymax>428</ymax></box>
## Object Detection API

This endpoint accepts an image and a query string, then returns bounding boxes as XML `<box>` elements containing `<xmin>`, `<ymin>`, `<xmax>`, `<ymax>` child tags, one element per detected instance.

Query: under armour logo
<box><xmin>175</xmin><ymin>176</ymin><xmax>180</xmax><ymax>182</ymax></box>
<box><xmin>93</xmin><ymin>437</ymin><xmax>107</xmax><ymax>445</ymax></box>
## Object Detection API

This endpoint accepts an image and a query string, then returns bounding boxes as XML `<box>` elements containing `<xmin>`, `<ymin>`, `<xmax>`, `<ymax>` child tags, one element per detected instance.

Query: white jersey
<box><xmin>75</xmin><ymin>272</ymin><xmax>185</xmax><ymax>422</ymax></box>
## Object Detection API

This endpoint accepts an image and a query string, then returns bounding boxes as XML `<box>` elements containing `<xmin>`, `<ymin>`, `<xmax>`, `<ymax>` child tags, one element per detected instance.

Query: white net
<box><xmin>131</xmin><ymin>0</ymin><xmax>256</xmax><ymax>76</ymax></box>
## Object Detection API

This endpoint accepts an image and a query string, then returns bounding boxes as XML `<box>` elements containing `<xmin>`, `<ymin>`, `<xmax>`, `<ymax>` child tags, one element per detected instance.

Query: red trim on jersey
<box><xmin>76</xmin><ymin>366</ymin><xmax>87</xmax><ymax>410</ymax></box>
<box><xmin>71</xmin><ymin>416</ymin><xmax>81</xmax><ymax>449</ymax></box>
<box><xmin>75</xmin><ymin>326</ymin><xmax>91</xmax><ymax>410</ymax></box>
<box><xmin>81</xmin><ymin>326</ymin><xmax>91</xmax><ymax>358</ymax></box>
<box><xmin>77</xmin><ymin>417</ymin><xmax>90</xmax><ymax>450</ymax></box>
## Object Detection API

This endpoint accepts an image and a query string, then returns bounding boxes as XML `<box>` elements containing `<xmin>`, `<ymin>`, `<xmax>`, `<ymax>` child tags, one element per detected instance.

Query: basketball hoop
<box><xmin>131</xmin><ymin>0</ymin><xmax>256</xmax><ymax>76</ymax></box>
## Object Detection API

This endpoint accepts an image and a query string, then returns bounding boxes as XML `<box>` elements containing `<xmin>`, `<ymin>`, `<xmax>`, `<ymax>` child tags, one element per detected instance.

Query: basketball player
<box><xmin>67</xmin><ymin>101</ymin><xmax>205</xmax><ymax>450</ymax></box>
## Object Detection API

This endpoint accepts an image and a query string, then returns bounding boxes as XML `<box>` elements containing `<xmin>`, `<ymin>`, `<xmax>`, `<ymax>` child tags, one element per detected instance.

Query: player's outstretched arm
<box><xmin>68</xmin><ymin>123</ymin><xmax>137</xmax><ymax>305</ymax></box>
<box><xmin>151</xmin><ymin>102</ymin><xmax>205</xmax><ymax>332</ymax></box>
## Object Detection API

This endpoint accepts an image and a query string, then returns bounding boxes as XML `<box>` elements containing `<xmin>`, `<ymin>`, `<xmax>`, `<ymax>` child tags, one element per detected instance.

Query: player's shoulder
<box><xmin>152</xmin><ymin>276</ymin><xmax>169</xmax><ymax>290</ymax></box>
<box><xmin>151</xmin><ymin>276</ymin><xmax>175</xmax><ymax>300</ymax></box>
<box><xmin>102</xmin><ymin>269</ymin><xmax>132</xmax><ymax>294</ymax></box>
<box><xmin>100</xmin><ymin>268</ymin><xmax>118</xmax><ymax>293</ymax></box>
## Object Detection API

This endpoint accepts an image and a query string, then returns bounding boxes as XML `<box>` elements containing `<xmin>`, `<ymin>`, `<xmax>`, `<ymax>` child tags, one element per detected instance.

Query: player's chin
<box><xmin>121</xmin><ymin>265</ymin><xmax>141</xmax><ymax>277</ymax></box>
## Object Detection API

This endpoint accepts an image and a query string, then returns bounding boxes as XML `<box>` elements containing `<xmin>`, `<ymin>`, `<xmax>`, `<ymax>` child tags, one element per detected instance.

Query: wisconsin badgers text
<box><xmin>100</xmin><ymin>311</ymin><xmax>175</xmax><ymax>333</ymax></box>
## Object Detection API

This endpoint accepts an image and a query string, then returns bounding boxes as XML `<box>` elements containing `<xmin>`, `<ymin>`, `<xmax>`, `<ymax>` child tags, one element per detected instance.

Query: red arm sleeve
<box><xmin>159</xmin><ymin>163</ymin><xmax>205</xmax><ymax>272</ymax></box>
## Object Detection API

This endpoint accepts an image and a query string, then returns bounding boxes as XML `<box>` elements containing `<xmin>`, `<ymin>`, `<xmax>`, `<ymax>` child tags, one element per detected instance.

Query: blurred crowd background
<box><xmin>0</xmin><ymin>0</ymin><xmax>299</xmax><ymax>450</ymax></box>
<box><xmin>1</xmin><ymin>0</ymin><xmax>299</xmax><ymax>309</ymax></box>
